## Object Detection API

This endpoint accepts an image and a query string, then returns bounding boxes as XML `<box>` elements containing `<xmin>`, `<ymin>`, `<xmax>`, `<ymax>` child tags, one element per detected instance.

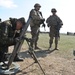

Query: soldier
<box><xmin>46</xmin><ymin>8</ymin><xmax>63</xmax><ymax>50</ymax></box>
<box><xmin>10</xmin><ymin>17</ymin><xmax>25</xmax><ymax>61</ymax></box>
<box><xmin>0</xmin><ymin>17</ymin><xmax>25</xmax><ymax>62</ymax></box>
<box><xmin>29</xmin><ymin>3</ymin><xmax>45</xmax><ymax>49</ymax></box>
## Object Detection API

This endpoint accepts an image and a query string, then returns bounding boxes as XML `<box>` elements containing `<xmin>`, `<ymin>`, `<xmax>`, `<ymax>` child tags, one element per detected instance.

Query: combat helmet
<box><xmin>51</xmin><ymin>8</ymin><xmax>57</xmax><ymax>12</ymax></box>
<box><xmin>34</xmin><ymin>3</ymin><xmax>41</xmax><ymax>7</ymax></box>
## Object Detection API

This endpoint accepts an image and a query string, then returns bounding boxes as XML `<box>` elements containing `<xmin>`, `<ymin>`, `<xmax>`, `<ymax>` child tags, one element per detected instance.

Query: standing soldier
<box><xmin>46</xmin><ymin>8</ymin><xmax>63</xmax><ymax>50</ymax></box>
<box><xmin>29</xmin><ymin>3</ymin><xmax>45</xmax><ymax>49</ymax></box>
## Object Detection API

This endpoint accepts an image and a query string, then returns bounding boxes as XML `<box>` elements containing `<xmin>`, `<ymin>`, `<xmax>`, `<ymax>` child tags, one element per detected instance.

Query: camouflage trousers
<box><xmin>49</xmin><ymin>26</ymin><xmax>59</xmax><ymax>37</ymax></box>
<box><xmin>0</xmin><ymin>42</ymin><xmax>15</xmax><ymax>62</ymax></box>
<box><xmin>30</xmin><ymin>25</ymin><xmax>40</xmax><ymax>48</ymax></box>
<box><xmin>0</xmin><ymin>45</ymin><xmax>8</xmax><ymax>62</ymax></box>
<box><xmin>49</xmin><ymin>27</ymin><xmax>59</xmax><ymax>48</ymax></box>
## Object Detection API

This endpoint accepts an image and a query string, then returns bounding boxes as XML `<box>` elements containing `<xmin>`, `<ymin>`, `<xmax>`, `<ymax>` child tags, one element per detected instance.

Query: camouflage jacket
<box><xmin>0</xmin><ymin>21</ymin><xmax>21</xmax><ymax>46</ymax></box>
<box><xmin>29</xmin><ymin>9</ymin><xmax>43</xmax><ymax>27</ymax></box>
<box><xmin>46</xmin><ymin>15</ymin><xmax>63</xmax><ymax>30</ymax></box>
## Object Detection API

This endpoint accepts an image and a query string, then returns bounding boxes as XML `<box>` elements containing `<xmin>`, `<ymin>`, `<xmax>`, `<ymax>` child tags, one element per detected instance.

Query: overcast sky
<box><xmin>0</xmin><ymin>0</ymin><xmax>75</xmax><ymax>33</ymax></box>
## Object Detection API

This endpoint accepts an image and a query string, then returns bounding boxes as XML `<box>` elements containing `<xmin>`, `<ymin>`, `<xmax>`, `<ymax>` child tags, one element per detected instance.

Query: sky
<box><xmin>0</xmin><ymin>0</ymin><xmax>75</xmax><ymax>33</ymax></box>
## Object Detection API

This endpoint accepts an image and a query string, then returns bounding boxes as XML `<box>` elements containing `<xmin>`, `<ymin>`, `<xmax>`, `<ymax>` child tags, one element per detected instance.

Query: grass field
<box><xmin>15</xmin><ymin>33</ymin><xmax>75</xmax><ymax>75</ymax></box>
<box><xmin>25</xmin><ymin>33</ymin><xmax>75</xmax><ymax>59</ymax></box>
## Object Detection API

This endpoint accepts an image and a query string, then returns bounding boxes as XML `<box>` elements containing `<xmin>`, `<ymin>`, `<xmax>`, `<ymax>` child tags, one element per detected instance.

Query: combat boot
<box><xmin>48</xmin><ymin>44</ymin><xmax>52</xmax><ymax>50</ymax></box>
<box><xmin>54</xmin><ymin>43</ymin><xmax>59</xmax><ymax>50</ymax></box>
<box><xmin>48</xmin><ymin>47</ymin><xmax>52</xmax><ymax>51</ymax></box>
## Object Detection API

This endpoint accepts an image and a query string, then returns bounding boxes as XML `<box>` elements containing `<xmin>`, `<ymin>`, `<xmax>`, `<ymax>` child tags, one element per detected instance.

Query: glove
<box><xmin>41</xmin><ymin>18</ymin><xmax>45</xmax><ymax>23</ymax></box>
<box><xmin>40</xmin><ymin>18</ymin><xmax>45</xmax><ymax>24</ymax></box>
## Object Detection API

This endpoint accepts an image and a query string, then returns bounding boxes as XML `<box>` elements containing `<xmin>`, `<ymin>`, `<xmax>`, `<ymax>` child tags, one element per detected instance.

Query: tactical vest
<box><xmin>29</xmin><ymin>9</ymin><xmax>43</xmax><ymax>26</ymax></box>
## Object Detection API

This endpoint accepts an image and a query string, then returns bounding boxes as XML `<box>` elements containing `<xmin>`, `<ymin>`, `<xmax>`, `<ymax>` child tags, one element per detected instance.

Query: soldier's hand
<box><xmin>41</xmin><ymin>18</ymin><xmax>45</xmax><ymax>23</ymax></box>
<box><xmin>47</xmin><ymin>24</ymin><xmax>50</xmax><ymax>27</ymax></box>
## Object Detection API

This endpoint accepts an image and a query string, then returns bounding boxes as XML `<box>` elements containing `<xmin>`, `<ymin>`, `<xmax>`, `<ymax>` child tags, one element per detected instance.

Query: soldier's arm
<box><xmin>57</xmin><ymin>16</ymin><xmax>63</xmax><ymax>28</ymax></box>
<box><xmin>46</xmin><ymin>16</ymin><xmax>52</xmax><ymax>23</ymax></box>
<box><xmin>59</xmin><ymin>19</ymin><xmax>63</xmax><ymax>28</ymax></box>
<box><xmin>46</xmin><ymin>16</ymin><xmax>51</xmax><ymax>27</ymax></box>
<box><xmin>30</xmin><ymin>9</ymin><xmax>41</xmax><ymax>20</ymax></box>
<box><xmin>46</xmin><ymin>17</ymin><xmax>49</xmax><ymax>23</ymax></box>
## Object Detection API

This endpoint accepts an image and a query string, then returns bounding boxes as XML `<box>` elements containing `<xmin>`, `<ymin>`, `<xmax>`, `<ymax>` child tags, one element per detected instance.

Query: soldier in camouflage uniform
<box><xmin>46</xmin><ymin>8</ymin><xmax>63</xmax><ymax>50</ymax></box>
<box><xmin>29</xmin><ymin>3</ymin><xmax>45</xmax><ymax>49</ymax></box>
<box><xmin>0</xmin><ymin>17</ymin><xmax>25</xmax><ymax>62</ymax></box>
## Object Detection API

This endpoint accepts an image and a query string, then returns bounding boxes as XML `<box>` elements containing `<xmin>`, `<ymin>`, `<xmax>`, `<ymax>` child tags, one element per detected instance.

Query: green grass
<box><xmin>24</xmin><ymin>33</ymin><xmax>75</xmax><ymax>59</ymax></box>
<box><xmin>58</xmin><ymin>35</ymin><xmax>75</xmax><ymax>59</ymax></box>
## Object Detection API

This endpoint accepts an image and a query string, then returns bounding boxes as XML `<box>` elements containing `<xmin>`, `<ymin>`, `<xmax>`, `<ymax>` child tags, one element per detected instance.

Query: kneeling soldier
<box><xmin>0</xmin><ymin>17</ymin><xmax>25</xmax><ymax>62</ymax></box>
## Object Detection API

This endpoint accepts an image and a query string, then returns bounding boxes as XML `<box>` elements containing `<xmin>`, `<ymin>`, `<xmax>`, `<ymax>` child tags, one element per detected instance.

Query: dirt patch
<box><xmin>10</xmin><ymin>49</ymin><xmax>75</xmax><ymax>75</ymax></box>
<box><xmin>8</xmin><ymin>46</ymin><xmax>75</xmax><ymax>75</ymax></box>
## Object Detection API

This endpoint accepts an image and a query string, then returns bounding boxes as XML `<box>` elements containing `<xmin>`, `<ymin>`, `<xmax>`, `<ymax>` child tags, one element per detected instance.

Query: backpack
<box><xmin>0</xmin><ymin>21</ymin><xmax>14</xmax><ymax>45</ymax></box>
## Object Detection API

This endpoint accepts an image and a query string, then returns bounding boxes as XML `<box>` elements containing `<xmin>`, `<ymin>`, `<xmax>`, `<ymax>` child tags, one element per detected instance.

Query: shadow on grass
<box><xmin>19</xmin><ymin>49</ymin><xmax>56</xmax><ymax>59</ymax></box>
<box><xmin>7</xmin><ymin>48</ymin><xmax>57</xmax><ymax>59</ymax></box>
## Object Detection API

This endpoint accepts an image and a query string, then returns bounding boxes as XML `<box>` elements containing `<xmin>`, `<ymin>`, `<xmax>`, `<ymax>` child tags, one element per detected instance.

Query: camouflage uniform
<box><xmin>0</xmin><ymin>18</ymin><xmax>25</xmax><ymax>62</ymax></box>
<box><xmin>0</xmin><ymin>21</ymin><xmax>14</xmax><ymax>62</ymax></box>
<box><xmin>46</xmin><ymin>8</ymin><xmax>63</xmax><ymax>50</ymax></box>
<box><xmin>29</xmin><ymin>3</ymin><xmax>44</xmax><ymax>49</ymax></box>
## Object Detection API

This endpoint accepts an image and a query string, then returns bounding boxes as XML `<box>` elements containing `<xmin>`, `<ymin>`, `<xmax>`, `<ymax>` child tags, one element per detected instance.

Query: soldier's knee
<box><xmin>0</xmin><ymin>50</ymin><xmax>5</xmax><ymax>61</ymax></box>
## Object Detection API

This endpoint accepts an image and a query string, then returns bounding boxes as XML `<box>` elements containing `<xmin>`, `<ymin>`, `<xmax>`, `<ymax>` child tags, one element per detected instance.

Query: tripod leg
<box><xmin>28</xmin><ymin>50</ymin><xmax>46</xmax><ymax>75</ymax></box>
<box><xmin>28</xmin><ymin>50</ymin><xmax>37</xmax><ymax>63</ymax></box>
<box><xmin>26</xmin><ymin>39</ymin><xmax>46</xmax><ymax>75</ymax></box>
